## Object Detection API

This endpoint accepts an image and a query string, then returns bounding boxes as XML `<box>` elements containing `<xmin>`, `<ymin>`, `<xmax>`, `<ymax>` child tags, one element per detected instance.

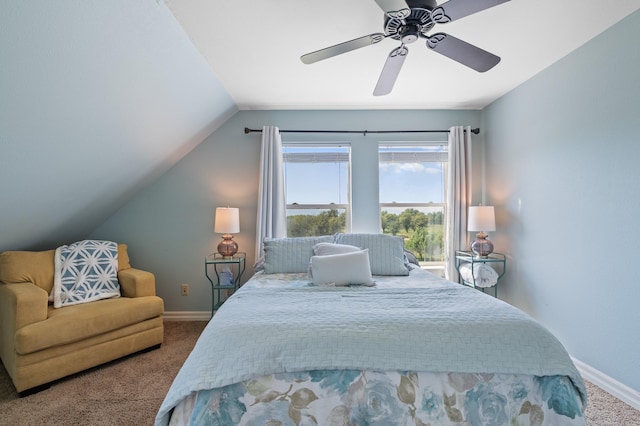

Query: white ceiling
<box><xmin>166</xmin><ymin>0</ymin><xmax>640</xmax><ymax>110</ymax></box>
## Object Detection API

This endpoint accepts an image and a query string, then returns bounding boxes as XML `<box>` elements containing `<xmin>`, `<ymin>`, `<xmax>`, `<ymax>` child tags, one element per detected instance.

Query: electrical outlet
<box><xmin>180</xmin><ymin>284</ymin><xmax>189</xmax><ymax>296</ymax></box>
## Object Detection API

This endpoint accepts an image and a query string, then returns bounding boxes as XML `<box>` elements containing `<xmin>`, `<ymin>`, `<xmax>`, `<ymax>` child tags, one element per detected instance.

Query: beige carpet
<box><xmin>1</xmin><ymin>321</ymin><xmax>638</xmax><ymax>425</ymax></box>
<box><xmin>0</xmin><ymin>321</ymin><xmax>208</xmax><ymax>426</ymax></box>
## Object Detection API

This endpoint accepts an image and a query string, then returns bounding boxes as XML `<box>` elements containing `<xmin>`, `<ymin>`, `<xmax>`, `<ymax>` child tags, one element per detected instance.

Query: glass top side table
<box><xmin>454</xmin><ymin>250</ymin><xmax>506</xmax><ymax>298</ymax></box>
<box><xmin>204</xmin><ymin>252</ymin><xmax>246</xmax><ymax>318</ymax></box>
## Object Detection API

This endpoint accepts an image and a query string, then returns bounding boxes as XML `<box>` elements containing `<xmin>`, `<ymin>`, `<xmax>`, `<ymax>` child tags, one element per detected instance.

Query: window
<box><xmin>282</xmin><ymin>141</ymin><xmax>449</xmax><ymax>275</ymax></box>
<box><xmin>283</xmin><ymin>145</ymin><xmax>350</xmax><ymax>237</ymax></box>
<box><xmin>379</xmin><ymin>143</ymin><xmax>448</xmax><ymax>274</ymax></box>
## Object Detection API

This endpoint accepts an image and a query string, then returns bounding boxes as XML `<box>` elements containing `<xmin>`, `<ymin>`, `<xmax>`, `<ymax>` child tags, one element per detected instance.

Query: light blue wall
<box><xmin>91</xmin><ymin>109</ymin><xmax>481</xmax><ymax>312</ymax></box>
<box><xmin>483</xmin><ymin>10</ymin><xmax>640</xmax><ymax>391</ymax></box>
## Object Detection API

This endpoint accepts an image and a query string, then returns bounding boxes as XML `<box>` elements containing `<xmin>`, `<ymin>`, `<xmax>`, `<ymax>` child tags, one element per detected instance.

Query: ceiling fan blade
<box><xmin>374</xmin><ymin>0</ymin><xmax>410</xmax><ymax>19</ymax></box>
<box><xmin>427</xmin><ymin>33</ymin><xmax>500</xmax><ymax>72</ymax></box>
<box><xmin>374</xmin><ymin>45</ymin><xmax>408</xmax><ymax>96</ymax></box>
<box><xmin>301</xmin><ymin>33</ymin><xmax>386</xmax><ymax>64</ymax></box>
<box><xmin>431</xmin><ymin>0</ymin><xmax>511</xmax><ymax>23</ymax></box>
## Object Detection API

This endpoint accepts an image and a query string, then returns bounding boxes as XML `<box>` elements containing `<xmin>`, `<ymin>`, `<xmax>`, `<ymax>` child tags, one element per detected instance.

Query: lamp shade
<box><xmin>214</xmin><ymin>207</ymin><xmax>240</xmax><ymax>234</ymax></box>
<box><xmin>468</xmin><ymin>206</ymin><xmax>496</xmax><ymax>232</ymax></box>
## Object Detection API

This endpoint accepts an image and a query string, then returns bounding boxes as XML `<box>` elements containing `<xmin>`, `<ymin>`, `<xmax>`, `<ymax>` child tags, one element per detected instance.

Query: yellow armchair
<box><xmin>0</xmin><ymin>244</ymin><xmax>164</xmax><ymax>395</ymax></box>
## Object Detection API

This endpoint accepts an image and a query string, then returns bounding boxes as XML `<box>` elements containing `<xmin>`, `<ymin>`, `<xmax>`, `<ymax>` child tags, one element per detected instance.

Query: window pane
<box><xmin>379</xmin><ymin>144</ymin><xmax>447</xmax><ymax>275</ymax></box>
<box><xmin>283</xmin><ymin>145</ymin><xmax>350</xmax><ymax>237</ymax></box>
<box><xmin>283</xmin><ymin>146</ymin><xmax>349</xmax><ymax>204</ymax></box>
<box><xmin>381</xmin><ymin>207</ymin><xmax>444</xmax><ymax>260</ymax></box>
<box><xmin>379</xmin><ymin>145</ymin><xmax>447</xmax><ymax>204</ymax></box>
<box><xmin>287</xmin><ymin>208</ymin><xmax>346</xmax><ymax>237</ymax></box>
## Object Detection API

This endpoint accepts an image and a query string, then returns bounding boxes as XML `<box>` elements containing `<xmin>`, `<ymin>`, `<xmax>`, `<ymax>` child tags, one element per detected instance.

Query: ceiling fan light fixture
<box><xmin>399</xmin><ymin>25</ymin><xmax>420</xmax><ymax>44</ymax></box>
<box><xmin>402</xmin><ymin>33</ymin><xmax>418</xmax><ymax>43</ymax></box>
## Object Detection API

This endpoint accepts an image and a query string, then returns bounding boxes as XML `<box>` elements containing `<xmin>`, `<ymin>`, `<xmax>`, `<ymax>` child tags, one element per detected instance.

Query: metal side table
<box><xmin>455</xmin><ymin>250</ymin><xmax>506</xmax><ymax>297</ymax></box>
<box><xmin>205</xmin><ymin>252</ymin><xmax>246</xmax><ymax>318</ymax></box>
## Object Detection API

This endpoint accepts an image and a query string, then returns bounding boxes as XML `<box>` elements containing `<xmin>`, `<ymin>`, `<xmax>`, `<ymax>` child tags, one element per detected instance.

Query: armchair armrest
<box><xmin>118</xmin><ymin>268</ymin><xmax>156</xmax><ymax>298</ymax></box>
<box><xmin>0</xmin><ymin>283</ymin><xmax>48</xmax><ymax>335</ymax></box>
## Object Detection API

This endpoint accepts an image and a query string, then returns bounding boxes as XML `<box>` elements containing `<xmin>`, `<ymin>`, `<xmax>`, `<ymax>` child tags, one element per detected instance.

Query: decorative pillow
<box><xmin>404</xmin><ymin>249</ymin><xmax>420</xmax><ymax>266</ymax></box>
<box><xmin>312</xmin><ymin>242</ymin><xmax>361</xmax><ymax>256</ymax></box>
<box><xmin>310</xmin><ymin>249</ymin><xmax>374</xmax><ymax>286</ymax></box>
<box><xmin>333</xmin><ymin>233</ymin><xmax>409</xmax><ymax>276</ymax></box>
<box><xmin>53</xmin><ymin>240</ymin><xmax>120</xmax><ymax>308</ymax></box>
<box><xmin>263</xmin><ymin>236</ymin><xmax>333</xmax><ymax>274</ymax></box>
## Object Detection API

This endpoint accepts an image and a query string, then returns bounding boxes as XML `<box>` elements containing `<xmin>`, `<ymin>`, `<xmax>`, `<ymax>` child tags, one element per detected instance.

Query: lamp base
<box><xmin>471</xmin><ymin>232</ymin><xmax>494</xmax><ymax>258</ymax></box>
<box><xmin>217</xmin><ymin>235</ymin><xmax>238</xmax><ymax>257</ymax></box>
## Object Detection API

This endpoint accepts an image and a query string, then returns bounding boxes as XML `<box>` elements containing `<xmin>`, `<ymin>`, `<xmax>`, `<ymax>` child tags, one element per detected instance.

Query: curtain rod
<box><xmin>244</xmin><ymin>127</ymin><xmax>480</xmax><ymax>136</ymax></box>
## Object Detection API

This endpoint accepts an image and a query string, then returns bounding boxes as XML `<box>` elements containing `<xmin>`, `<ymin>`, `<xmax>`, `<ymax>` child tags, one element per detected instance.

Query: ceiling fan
<box><xmin>300</xmin><ymin>0</ymin><xmax>511</xmax><ymax>96</ymax></box>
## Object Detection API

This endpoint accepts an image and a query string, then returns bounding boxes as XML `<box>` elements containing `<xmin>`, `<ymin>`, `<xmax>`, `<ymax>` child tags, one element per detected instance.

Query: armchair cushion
<box><xmin>15</xmin><ymin>296</ymin><xmax>163</xmax><ymax>354</ymax></box>
<box><xmin>0</xmin><ymin>243</ymin><xmax>131</xmax><ymax>297</ymax></box>
<box><xmin>0</xmin><ymin>250</ymin><xmax>55</xmax><ymax>294</ymax></box>
<box><xmin>117</xmin><ymin>243</ymin><xmax>131</xmax><ymax>270</ymax></box>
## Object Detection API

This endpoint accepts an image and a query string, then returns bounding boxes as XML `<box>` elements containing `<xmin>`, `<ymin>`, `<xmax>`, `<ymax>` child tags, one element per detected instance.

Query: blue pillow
<box><xmin>263</xmin><ymin>236</ymin><xmax>333</xmax><ymax>273</ymax></box>
<box><xmin>333</xmin><ymin>233</ymin><xmax>409</xmax><ymax>276</ymax></box>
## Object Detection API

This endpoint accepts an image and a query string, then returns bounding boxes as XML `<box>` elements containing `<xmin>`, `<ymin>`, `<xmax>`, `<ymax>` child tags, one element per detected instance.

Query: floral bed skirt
<box><xmin>168</xmin><ymin>369</ymin><xmax>585</xmax><ymax>425</ymax></box>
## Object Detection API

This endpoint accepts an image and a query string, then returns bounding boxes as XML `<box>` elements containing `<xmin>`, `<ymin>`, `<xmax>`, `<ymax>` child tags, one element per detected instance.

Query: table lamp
<box><xmin>468</xmin><ymin>205</ymin><xmax>495</xmax><ymax>258</ymax></box>
<box><xmin>214</xmin><ymin>207</ymin><xmax>240</xmax><ymax>257</ymax></box>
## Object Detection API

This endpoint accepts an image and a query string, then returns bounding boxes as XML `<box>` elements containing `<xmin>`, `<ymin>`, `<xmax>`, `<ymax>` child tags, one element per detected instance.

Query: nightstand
<box><xmin>455</xmin><ymin>250</ymin><xmax>506</xmax><ymax>297</ymax></box>
<box><xmin>205</xmin><ymin>252</ymin><xmax>246</xmax><ymax>318</ymax></box>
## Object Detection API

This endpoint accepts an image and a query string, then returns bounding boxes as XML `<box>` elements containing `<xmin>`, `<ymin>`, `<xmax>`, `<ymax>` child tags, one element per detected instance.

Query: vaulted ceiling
<box><xmin>165</xmin><ymin>0</ymin><xmax>640</xmax><ymax>109</ymax></box>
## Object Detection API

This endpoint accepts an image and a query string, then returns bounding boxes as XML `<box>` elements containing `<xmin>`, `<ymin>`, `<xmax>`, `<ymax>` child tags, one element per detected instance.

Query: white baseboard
<box><xmin>163</xmin><ymin>311</ymin><xmax>211</xmax><ymax>321</ymax></box>
<box><xmin>572</xmin><ymin>357</ymin><xmax>640</xmax><ymax>410</ymax></box>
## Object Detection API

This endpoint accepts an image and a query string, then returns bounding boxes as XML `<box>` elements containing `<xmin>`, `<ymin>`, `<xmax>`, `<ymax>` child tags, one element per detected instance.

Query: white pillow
<box><xmin>313</xmin><ymin>242</ymin><xmax>361</xmax><ymax>256</ymax></box>
<box><xmin>310</xmin><ymin>249</ymin><xmax>374</xmax><ymax>286</ymax></box>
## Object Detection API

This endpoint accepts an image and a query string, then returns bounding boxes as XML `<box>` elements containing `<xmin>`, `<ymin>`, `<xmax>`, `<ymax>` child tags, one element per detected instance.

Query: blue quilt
<box><xmin>156</xmin><ymin>269</ymin><xmax>586</xmax><ymax>425</ymax></box>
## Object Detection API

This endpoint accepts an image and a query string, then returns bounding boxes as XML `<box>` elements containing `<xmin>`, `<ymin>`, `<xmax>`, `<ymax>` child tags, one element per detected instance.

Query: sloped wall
<box><xmin>0</xmin><ymin>0</ymin><xmax>236</xmax><ymax>252</ymax></box>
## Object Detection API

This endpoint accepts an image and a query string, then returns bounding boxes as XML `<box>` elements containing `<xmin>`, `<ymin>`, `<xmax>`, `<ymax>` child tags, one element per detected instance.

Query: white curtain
<box><xmin>445</xmin><ymin>126</ymin><xmax>472</xmax><ymax>281</ymax></box>
<box><xmin>255</xmin><ymin>126</ymin><xmax>287</xmax><ymax>261</ymax></box>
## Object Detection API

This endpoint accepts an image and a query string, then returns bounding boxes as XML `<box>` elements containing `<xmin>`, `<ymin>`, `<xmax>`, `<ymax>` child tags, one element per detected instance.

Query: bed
<box><xmin>156</xmin><ymin>234</ymin><xmax>586</xmax><ymax>426</ymax></box>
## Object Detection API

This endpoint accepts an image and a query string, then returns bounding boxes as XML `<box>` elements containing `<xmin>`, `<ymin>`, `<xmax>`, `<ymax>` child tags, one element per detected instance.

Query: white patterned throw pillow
<box><xmin>53</xmin><ymin>240</ymin><xmax>120</xmax><ymax>308</ymax></box>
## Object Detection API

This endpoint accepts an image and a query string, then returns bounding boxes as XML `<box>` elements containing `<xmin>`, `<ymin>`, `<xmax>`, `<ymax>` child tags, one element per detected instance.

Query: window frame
<box><xmin>282</xmin><ymin>143</ymin><xmax>352</xmax><ymax>235</ymax></box>
<box><xmin>280</xmin><ymin>139</ymin><xmax>450</xmax><ymax>268</ymax></box>
<box><xmin>378</xmin><ymin>141</ymin><xmax>449</xmax><ymax>274</ymax></box>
